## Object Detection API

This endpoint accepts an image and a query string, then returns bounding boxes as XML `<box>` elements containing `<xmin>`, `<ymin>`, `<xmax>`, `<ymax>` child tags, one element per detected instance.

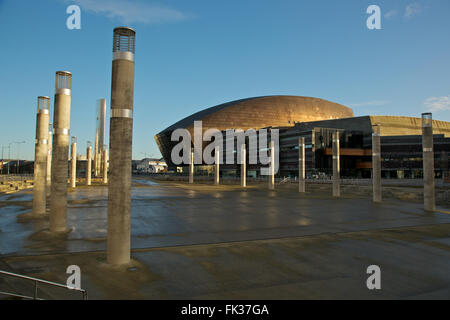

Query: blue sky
<box><xmin>0</xmin><ymin>0</ymin><xmax>449</xmax><ymax>160</ymax></box>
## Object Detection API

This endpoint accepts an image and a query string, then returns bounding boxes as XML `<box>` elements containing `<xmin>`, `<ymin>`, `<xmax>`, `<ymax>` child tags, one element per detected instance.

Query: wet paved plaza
<box><xmin>0</xmin><ymin>178</ymin><xmax>449</xmax><ymax>299</ymax></box>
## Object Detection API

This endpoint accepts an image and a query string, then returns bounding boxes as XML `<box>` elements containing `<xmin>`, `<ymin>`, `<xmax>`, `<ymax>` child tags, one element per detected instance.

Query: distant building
<box><xmin>136</xmin><ymin>158</ymin><xmax>167</xmax><ymax>173</ymax></box>
<box><xmin>154</xmin><ymin>96</ymin><xmax>450</xmax><ymax>179</ymax></box>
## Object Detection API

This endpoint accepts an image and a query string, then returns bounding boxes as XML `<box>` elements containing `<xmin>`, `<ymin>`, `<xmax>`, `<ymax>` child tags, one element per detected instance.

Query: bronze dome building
<box><xmin>154</xmin><ymin>95</ymin><xmax>354</xmax><ymax>167</ymax></box>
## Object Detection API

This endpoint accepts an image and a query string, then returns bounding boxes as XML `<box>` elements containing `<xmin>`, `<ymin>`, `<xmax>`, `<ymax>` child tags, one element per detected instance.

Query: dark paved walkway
<box><xmin>0</xmin><ymin>179</ymin><xmax>449</xmax><ymax>299</ymax></box>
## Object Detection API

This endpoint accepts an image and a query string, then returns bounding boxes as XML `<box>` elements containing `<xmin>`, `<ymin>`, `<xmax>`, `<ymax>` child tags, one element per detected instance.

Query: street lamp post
<box><xmin>14</xmin><ymin>141</ymin><xmax>26</xmax><ymax>174</ymax></box>
<box><xmin>7</xmin><ymin>143</ymin><xmax>12</xmax><ymax>174</ymax></box>
<box><xmin>140</xmin><ymin>152</ymin><xmax>152</xmax><ymax>159</ymax></box>
<box><xmin>1</xmin><ymin>145</ymin><xmax>6</xmax><ymax>174</ymax></box>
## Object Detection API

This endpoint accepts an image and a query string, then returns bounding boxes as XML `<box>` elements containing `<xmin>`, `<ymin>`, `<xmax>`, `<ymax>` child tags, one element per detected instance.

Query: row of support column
<box><xmin>28</xmin><ymin>27</ymin><xmax>132</xmax><ymax>267</ymax></box>
<box><xmin>296</xmin><ymin>118</ymin><xmax>435</xmax><ymax>211</ymax></box>
<box><xmin>185</xmin><ymin>120</ymin><xmax>435</xmax><ymax>213</ymax></box>
<box><xmin>70</xmin><ymin>139</ymin><xmax>107</xmax><ymax>188</ymax></box>
<box><xmin>370</xmin><ymin>115</ymin><xmax>435</xmax><ymax>211</ymax></box>
<box><xmin>30</xmin><ymin>25</ymin><xmax>436</xmax><ymax>270</ymax></box>
<box><xmin>188</xmin><ymin>145</ymin><xmax>248</xmax><ymax>187</ymax></box>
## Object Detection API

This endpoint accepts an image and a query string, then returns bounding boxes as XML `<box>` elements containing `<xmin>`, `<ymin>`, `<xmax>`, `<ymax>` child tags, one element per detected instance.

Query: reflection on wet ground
<box><xmin>1</xmin><ymin>178</ymin><xmax>450</xmax><ymax>299</ymax></box>
<box><xmin>0</xmin><ymin>179</ymin><xmax>449</xmax><ymax>256</ymax></box>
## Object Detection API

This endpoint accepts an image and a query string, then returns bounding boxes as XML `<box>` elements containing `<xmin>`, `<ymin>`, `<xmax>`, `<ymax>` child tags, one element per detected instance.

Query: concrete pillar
<box><xmin>214</xmin><ymin>147</ymin><xmax>219</xmax><ymax>185</ymax></box>
<box><xmin>107</xmin><ymin>27</ymin><xmax>135</xmax><ymax>265</ymax></box>
<box><xmin>241</xmin><ymin>144</ymin><xmax>246</xmax><ymax>187</ymax></box>
<box><xmin>46</xmin><ymin>123</ymin><xmax>52</xmax><ymax>196</ymax></box>
<box><xmin>441</xmin><ymin>151</ymin><xmax>448</xmax><ymax>181</ymax></box>
<box><xmin>86</xmin><ymin>143</ymin><xmax>92</xmax><ymax>186</ymax></box>
<box><xmin>50</xmin><ymin>71</ymin><xmax>72</xmax><ymax>233</ymax></box>
<box><xmin>332</xmin><ymin>131</ymin><xmax>340</xmax><ymax>197</ymax></box>
<box><xmin>422</xmin><ymin>113</ymin><xmax>435</xmax><ymax>212</ymax></box>
<box><xmin>94</xmin><ymin>99</ymin><xmax>106</xmax><ymax>177</ymax></box>
<box><xmin>32</xmin><ymin>96</ymin><xmax>50</xmax><ymax>215</ymax></box>
<box><xmin>103</xmin><ymin>148</ymin><xmax>108</xmax><ymax>184</ymax></box>
<box><xmin>372</xmin><ymin>124</ymin><xmax>382</xmax><ymax>202</ymax></box>
<box><xmin>298</xmin><ymin>137</ymin><xmax>305</xmax><ymax>193</ymax></box>
<box><xmin>269</xmin><ymin>140</ymin><xmax>275</xmax><ymax>190</ymax></box>
<box><xmin>189</xmin><ymin>147</ymin><xmax>194</xmax><ymax>184</ymax></box>
<box><xmin>70</xmin><ymin>137</ymin><xmax>77</xmax><ymax>188</ymax></box>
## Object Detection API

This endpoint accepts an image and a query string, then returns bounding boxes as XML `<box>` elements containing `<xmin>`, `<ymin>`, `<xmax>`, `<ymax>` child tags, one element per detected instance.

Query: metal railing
<box><xmin>0</xmin><ymin>270</ymin><xmax>87</xmax><ymax>300</ymax></box>
<box><xmin>278</xmin><ymin>177</ymin><xmax>291</xmax><ymax>185</ymax></box>
<box><xmin>0</xmin><ymin>174</ymin><xmax>33</xmax><ymax>182</ymax></box>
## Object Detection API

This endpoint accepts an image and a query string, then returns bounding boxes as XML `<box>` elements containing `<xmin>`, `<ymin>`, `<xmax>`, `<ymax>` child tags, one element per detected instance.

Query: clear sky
<box><xmin>0</xmin><ymin>0</ymin><xmax>449</xmax><ymax>160</ymax></box>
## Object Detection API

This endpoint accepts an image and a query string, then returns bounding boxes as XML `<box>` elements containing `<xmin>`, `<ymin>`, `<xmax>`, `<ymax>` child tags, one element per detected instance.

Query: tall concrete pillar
<box><xmin>269</xmin><ymin>140</ymin><xmax>275</xmax><ymax>190</ymax></box>
<box><xmin>86</xmin><ymin>142</ymin><xmax>92</xmax><ymax>186</ymax></box>
<box><xmin>70</xmin><ymin>137</ymin><xmax>77</xmax><ymax>188</ymax></box>
<box><xmin>241</xmin><ymin>143</ymin><xmax>246</xmax><ymax>187</ymax></box>
<box><xmin>215</xmin><ymin>147</ymin><xmax>220</xmax><ymax>185</ymax></box>
<box><xmin>189</xmin><ymin>147</ymin><xmax>194</xmax><ymax>184</ymax></box>
<box><xmin>103</xmin><ymin>148</ymin><xmax>108</xmax><ymax>184</ymax></box>
<box><xmin>46</xmin><ymin>123</ymin><xmax>53</xmax><ymax>196</ymax></box>
<box><xmin>372</xmin><ymin>124</ymin><xmax>382</xmax><ymax>202</ymax></box>
<box><xmin>298</xmin><ymin>137</ymin><xmax>305</xmax><ymax>193</ymax></box>
<box><xmin>94</xmin><ymin>99</ymin><xmax>106</xmax><ymax>177</ymax></box>
<box><xmin>107</xmin><ymin>27</ymin><xmax>136</xmax><ymax>265</ymax></box>
<box><xmin>50</xmin><ymin>71</ymin><xmax>72</xmax><ymax>233</ymax></box>
<box><xmin>332</xmin><ymin>131</ymin><xmax>340</xmax><ymax>197</ymax></box>
<box><xmin>372</xmin><ymin>124</ymin><xmax>382</xmax><ymax>203</ymax></box>
<box><xmin>441</xmin><ymin>151</ymin><xmax>448</xmax><ymax>181</ymax></box>
<box><xmin>422</xmin><ymin>113</ymin><xmax>435</xmax><ymax>212</ymax></box>
<box><xmin>32</xmin><ymin>96</ymin><xmax>50</xmax><ymax>215</ymax></box>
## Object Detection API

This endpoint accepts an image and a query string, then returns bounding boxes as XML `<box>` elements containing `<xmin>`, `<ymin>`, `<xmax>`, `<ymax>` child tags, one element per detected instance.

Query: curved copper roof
<box><xmin>155</xmin><ymin>95</ymin><xmax>353</xmax><ymax>166</ymax></box>
<box><xmin>159</xmin><ymin>95</ymin><xmax>353</xmax><ymax>134</ymax></box>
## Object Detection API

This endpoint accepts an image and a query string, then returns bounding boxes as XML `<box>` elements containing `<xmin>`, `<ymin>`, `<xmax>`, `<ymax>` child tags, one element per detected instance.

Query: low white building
<box><xmin>136</xmin><ymin>158</ymin><xmax>167</xmax><ymax>173</ymax></box>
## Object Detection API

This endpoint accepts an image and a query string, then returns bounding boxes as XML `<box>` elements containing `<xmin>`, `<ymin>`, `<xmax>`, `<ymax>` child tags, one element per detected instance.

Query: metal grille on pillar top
<box><xmin>32</xmin><ymin>96</ymin><xmax>50</xmax><ymax>216</ymax></box>
<box><xmin>113</xmin><ymin>27</ymin><xmax>135</xmax><ymax>57</ymax></box>
<box><xmin>107</xmin><ymin>27</ymin><xmax>136</xmax><ymax>265</ymax></box>
<box><xmin>55</xmin><ymin>71</ymin><xmax>72</xmax><ymax>96</ymax></box>
<box><xmin>37</xmin><ymin>96</ymin><xmax>50</xmax><ymax>114</ymax></box>
<box><xmin>50</xmin><ymin>71</ymin><xmax>72</xmax><ymax>233</ymax></box>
